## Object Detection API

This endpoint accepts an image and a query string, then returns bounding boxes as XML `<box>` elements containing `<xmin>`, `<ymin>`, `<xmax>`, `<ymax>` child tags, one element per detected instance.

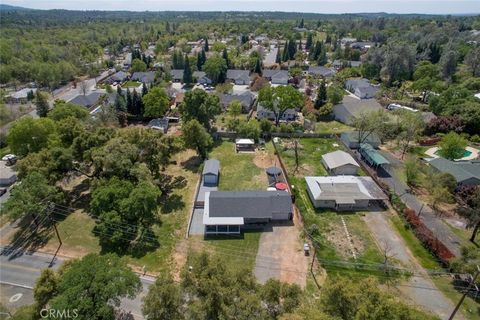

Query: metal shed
<box><xmin>202</xmin><ymin>159</ymin><xmax>220</xmax><ymax>186</ymax></box>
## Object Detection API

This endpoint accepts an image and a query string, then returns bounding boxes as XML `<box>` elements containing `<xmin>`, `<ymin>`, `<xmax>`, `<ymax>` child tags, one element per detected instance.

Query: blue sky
<box><xmin>2</xmin><ymin>0</ymin><xmax>480</xmax><ymax>14</ymax></box>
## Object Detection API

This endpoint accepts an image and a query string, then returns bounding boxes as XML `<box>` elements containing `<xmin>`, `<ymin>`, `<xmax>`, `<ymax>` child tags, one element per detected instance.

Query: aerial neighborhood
<box><xmin>0</xmin><ymin>5</ymin><xmax>479</xmax><ymax>320</ymax></box>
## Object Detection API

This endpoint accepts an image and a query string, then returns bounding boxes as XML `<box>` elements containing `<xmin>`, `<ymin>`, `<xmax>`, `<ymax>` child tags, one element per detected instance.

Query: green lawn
<box><xmin>209</xmin><ymin>140</ymin><xmax>266</xmax><ymax>191</ymax></box>
<box><xmin>389</xmin><ymin>214</ymin><xmax>442</xmax><ymax>271</ymax></box>
<box><xmin>432</xmin><ymin>276</ymin><xmax>480</xmax><ymax>320</ymax></box>
<box><xmin>314</xmin><ymin>120</ymin><xmax>353</xmax><ymax>134</ymax></box>
<box><xmin>122</xmin><ymin>80</ymin><xmax>142</xmax><ymax>88</ymax></box>
<box><xmin>277</xmin><ymin>137</ymin><xmax>342</xmax><ymax>177</ymax></box>
<box><xmin>40</xmin><ymin>149</ymin><xmax>200</xmax><ymax>273</ymax></box>
<box><xmin>204</xmin><ymin>230</ymin><xmax>262</xmax><ymax>272</ymax></box>
<box><xmin>214</xmin><ymin>114</ymin><xmax>248</xmax><ymax>132</ymax></box>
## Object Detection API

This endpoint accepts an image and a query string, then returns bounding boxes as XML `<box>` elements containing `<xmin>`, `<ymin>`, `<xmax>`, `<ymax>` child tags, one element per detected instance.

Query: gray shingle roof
<box><xmin>226</xmin><ymin>69</ymin><xmax>250</xmax><ymax>82</ymax></box>
<box><xmin>208</xmin><ymin>191</ymin><xmax>292</xmax><ymax>219</ymax></box>
<box><xmin>110</xmin><ymin>71</ymin><xmax>129</xmax><ymax>82</ymax></box>
<box><xmin>428</xmin><ymin>158</ymin><xmax>480</xmax><ymax>184</ymax></box>
<box><xmin>333</xmin><ymin>96</ymin><xmax>383</xmax><ymax>124</ymax></box>
<box><xmin>69</xmin><ymin>92</ymin><xmax>117</xmax><ymax>108</ymax></box>
<box><xmin>170</xmin><ymin>69</ymin><xmax>184</xmax><ymax>80</ymax></box>
<box><xmin>307</xmin><ymin>66</ymin><xmax>336</xmax><ymax>77</ymax></box>
<box><xmin>203</xmin><ymin>159</ymin><xmax>220</xmax><ymax>176</ymax></box>
<box><xmin>219</xmin><ymin>92</ymin><xmax>255</xmax><ymax>108</ymax></box>
<box><xmin>131</xmin><ymin>71</ymin><xmax>155</xmax><ymax>84</ymax></box>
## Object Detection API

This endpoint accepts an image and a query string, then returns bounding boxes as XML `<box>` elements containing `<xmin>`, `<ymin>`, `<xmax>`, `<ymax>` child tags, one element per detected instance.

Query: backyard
<box><xmin>275</xmin><ymin>138</ymin><xmax>387</xmax><ymax>269</ymax></box>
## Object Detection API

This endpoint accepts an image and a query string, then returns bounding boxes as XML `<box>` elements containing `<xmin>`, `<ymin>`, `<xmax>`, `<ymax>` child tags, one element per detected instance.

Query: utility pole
<box><xmin>448</xmin><ymin>266</ymin><xmax>480</xmax><ymax>320</ymax></box>
<box><xmin>417</xmin><ymin>203</ymin><xmax>424</xmax><ymax>217</ymax></box>
<box><xmin>47</xmin><ymin>203</ymin><xmax>62</xmax><ymax>267</ymax></box>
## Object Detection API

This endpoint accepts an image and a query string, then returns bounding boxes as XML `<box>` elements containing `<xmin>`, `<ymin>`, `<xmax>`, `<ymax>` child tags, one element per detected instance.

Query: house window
<box><xmin>228</xmin><ymin>225</ymin><xmax>240</xmax><ymax>233</ymax></box>
<box><xmin>217</xmin><ymin>225</ymin><xmax>228</xmax><ymax>233</ymax></box>
<box><xmin>206</xmin><ymin>225</ymin><xmax>217</xmax><ymax>233</ymax></box>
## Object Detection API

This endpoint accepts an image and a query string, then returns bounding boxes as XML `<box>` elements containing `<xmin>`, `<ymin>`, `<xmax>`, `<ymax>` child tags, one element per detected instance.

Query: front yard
<box><xmin>36</xmin><ymin>149</ymin><xmax>201</xmax><ymax>274</ymax></box>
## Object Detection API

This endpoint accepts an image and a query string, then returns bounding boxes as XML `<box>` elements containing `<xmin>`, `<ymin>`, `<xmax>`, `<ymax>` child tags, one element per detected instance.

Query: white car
<box><xmin>2</xmin><ymin>154</ymin><xmax>17</xmax><ymax>165</ymax></box>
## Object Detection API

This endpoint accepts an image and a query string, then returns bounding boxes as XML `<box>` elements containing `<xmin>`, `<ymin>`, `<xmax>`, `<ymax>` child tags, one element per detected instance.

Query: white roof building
<box><xmin>305</xmin><ymin>176</ymin><xmax>386</xmax><ymax>210</ymax></box>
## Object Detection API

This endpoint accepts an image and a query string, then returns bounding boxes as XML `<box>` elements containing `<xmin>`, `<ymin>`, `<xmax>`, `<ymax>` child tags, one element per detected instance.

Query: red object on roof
<box><xmin>275</xmin><ymin>182</ymin><xmax>288</xmax><ymax>191</ymax></box>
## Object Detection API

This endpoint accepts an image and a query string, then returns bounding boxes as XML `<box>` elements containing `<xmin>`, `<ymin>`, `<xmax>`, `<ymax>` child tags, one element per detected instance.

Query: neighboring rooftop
<box><xmin>360</xmin><ymin>143</ymin><xmax>390</xmax><ymax>166</ymax></box>
<box><xmin>131</xmin><ymin>71</ymin><xmax>155</xmax><ymax>84</ymax></box>
<box><xmin>305</xmin><ymin>175</ymin><xmax>387</xmax><ymax>203</ymax></box>
<box><xmin>322</xmin><ymin>150</ymin><xmax>359</xmax><ymax>170</ymax></box>
<box><xmin>427</xmin><ymin>158</ymin><xmax>480</xmax><ymax>185</ymax></box>
<box><xmin>333</xmin><ymin>96</ymin><xmax>383</xmax><ymax>124</ymax></box>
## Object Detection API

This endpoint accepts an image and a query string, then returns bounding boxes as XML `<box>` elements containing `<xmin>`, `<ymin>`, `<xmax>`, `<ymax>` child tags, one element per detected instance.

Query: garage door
<box><xmin>203</xmin><ymin>174</ymin><xmax>217</xmax><ymax>185</ymax></box>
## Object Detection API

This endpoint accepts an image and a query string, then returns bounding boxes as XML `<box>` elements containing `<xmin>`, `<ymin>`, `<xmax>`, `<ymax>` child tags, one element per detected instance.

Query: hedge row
<box><xmin>402</xmin><ymin>208</ymin><xmax>455</xmax><ymax>265</ymax></box>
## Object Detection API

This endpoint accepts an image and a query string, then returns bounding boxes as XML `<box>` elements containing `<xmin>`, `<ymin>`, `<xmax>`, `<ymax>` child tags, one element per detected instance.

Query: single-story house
<box><xmin>341</xmin><ymin>131</ymin><xmax>381</xmax><ymax>149</ymax></box>
<box><xmin>305</xmin><ymin>175</ymin><xmax>387</xmax><ymax>211</ymax></box>
<box><xmin>131</xmin><ymin>71</ymin><xmax>155</xmax><ymax>84</ymax></box>
<box><xmin>148</xmin><ymin>118</ymin><xmax>169</xmax><ymax>133</ymax></box>
<box><xmin>333</xmin><ymin>96</ymin><xmax>383</xmax><ymax>124</ymax></box>
<box><xmin>321</xmin><ymin>150</ymin><xmax>360</xmax><ymax>175</ymax></box>
<box><xmin>5</xmin><ymin>88</ymin><xmax>37</xmax><ymax>103</ymax></box>
<box><xmin>170</xmin><ymin>69</ymin><xmax>184</xmax><ymax>82</ymax></box>
<box><xmin>305</xmin><ymin>66</ymin><xmax>336</xmax><ymax>78</ymax></box>
<box><xmin>0</xmin><ymin>161</ymin><xmax>17</xmax><ymax>186</ymax></box>
<box><xmin>332</xmin><ymin>60</ymin><xmax>362</xmax><ymax>70</ymax></box>
<box><xmin>345</xmin><ymin>78</ymin><xmax>379</xmax><ymax>99</ymax></box>
<box><xmin>256</xmin><ymin>104</ymin><xmax>297</xmax><ymax>122</ymax></box>
<box><xmin>68</xmin><ymin>92</ymin><xmax>117</xmax><ymax>109</ymax></box>
<box><xmin>106</xmin><ymin>71</ymin><xmax>129</xmax><ymax>84</ymax></box>
<box><xmin>203</xmin><ymin>190</ymin><xmax>293</xmax><ymax>234</ymax></box>
<box><xmin>219</xmin><ymin>91</ymin><xmax>256</xmax><ymax>113</ymax></box>
<box><xmin>193</xmin><ymin>71</ymin><xmax>213</xmax><ymax>85</ymax></box>
<box><xmin>226</xmin><ymin>69</ymin><xmax>251</xmax><ymax>85</ymax></box>
<box><xmin>263</xmin><ymin>70</ymin><xmax>289</xmax><ymax>85</ymax></box>
<box><xmin>235</xmin><ymin>138</ymin><xmax>255</xmax><ymax>152</ymax></box>
<box><xmin>203</xmin><ymin>159</ymin><xmax>220</xmax><ymax>186</ymax></box>
<box><xmin>359</xmin><ymin>143</ymin><xmax>390</xmax><ymax>168</ymax></box>
<box><xmin>427</xmin><ymin>158</ymin><xmax>480</xmax><ymax>186</ymax></box>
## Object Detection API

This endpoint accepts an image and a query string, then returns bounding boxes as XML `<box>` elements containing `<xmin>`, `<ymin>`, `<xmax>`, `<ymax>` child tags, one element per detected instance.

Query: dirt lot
<box><xmin>254</xmin><ymin>211</ymin><xmax>309</xmax><ymax>288</ymax></box>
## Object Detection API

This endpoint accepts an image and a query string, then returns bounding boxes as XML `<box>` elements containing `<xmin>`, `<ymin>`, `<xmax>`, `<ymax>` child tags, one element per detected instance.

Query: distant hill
<box><xmin>0</xmin><ymin>4</ymin><xmax>32</xmax><ymax>11</ymax></box>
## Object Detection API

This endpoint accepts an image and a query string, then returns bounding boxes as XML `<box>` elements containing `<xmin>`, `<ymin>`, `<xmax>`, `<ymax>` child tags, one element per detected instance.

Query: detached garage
<box><xmin>321</xmin><ymin>150</ymin><xmax>360</xmax><ymax>175</ymax></box>
<box><xmin>203</xmin><ymin>159</ymin><xmax>220</xmax><ymax>186</ymax></box>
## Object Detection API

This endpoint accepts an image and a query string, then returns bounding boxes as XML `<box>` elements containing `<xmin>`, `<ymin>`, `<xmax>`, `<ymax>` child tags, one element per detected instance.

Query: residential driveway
<box><xmin>254</xmin><ymin>220</ymin><xmax>308</xmax><ymax>288</ymax></box>
<box><xmin>189</xmin><ymin>209</ymin><xmax>205</xmax><ymax>235</ymax></box>
<box><xmin>363</xmin><ymin>212</ymin><xmax>462</xmax><ymax>320</ymax></box>
<box><xmin>377</xmin><ymin>150</ymin><xmax>463</xmax><ymax>257</ymax></box>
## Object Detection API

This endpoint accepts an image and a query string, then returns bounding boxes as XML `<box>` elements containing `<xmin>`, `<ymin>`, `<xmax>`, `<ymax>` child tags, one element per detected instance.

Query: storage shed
<box><xmin>202</xmin><ymin>159</ymin><xmax>220</xmax><ymax>186</ymax></box>
<box><xmin>321</xmin><ymin>150</ymin><xmax>360</xmax><ymax>175</ymax></box>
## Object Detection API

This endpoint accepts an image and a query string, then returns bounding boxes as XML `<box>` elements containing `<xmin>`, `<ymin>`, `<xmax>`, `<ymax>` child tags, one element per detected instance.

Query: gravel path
<box><xmin>363</xmin><ymin>212</ymin><xmax>462</xmax><ymax>320</ymax></box>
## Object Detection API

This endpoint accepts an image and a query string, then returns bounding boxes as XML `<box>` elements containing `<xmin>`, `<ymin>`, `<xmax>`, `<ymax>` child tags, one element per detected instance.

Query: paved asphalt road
<box><xmin>0</xmin><ymin>249</ymin><xmax>153</xmax><ymax>319</ymax></box>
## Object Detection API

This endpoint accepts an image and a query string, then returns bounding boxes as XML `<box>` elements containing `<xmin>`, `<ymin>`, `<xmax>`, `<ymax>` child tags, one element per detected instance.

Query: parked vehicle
<box><xmin>2</xmin><ymin>154</ymin><xmax>17</xmax><ymax>165</ymax></box>
<box><xmin>0</xmin><ymin>188</ymin><xmax>7</xmax><ymax>197</ymax></box>
<box><xmin>303</xmin><ymin>243</ymin><xmax>310</xmax><ymax>256</ymax></box>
